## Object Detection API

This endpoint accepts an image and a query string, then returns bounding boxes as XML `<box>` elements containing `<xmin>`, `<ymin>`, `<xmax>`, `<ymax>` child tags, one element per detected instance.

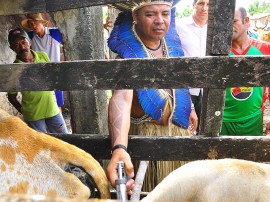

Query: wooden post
<box><xmin>200</xmin><ymin>0</ymin><xmax>235</xmax><ymax>136</ymax></box>
<box><xmin>51</xmin><ymin>7</ymin><xmax>109</xmax><ymax>134</ymax></box>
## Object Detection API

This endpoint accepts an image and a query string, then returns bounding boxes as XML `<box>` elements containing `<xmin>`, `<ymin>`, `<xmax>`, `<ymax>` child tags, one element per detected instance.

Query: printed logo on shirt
<box><xmin>230</xmin><ymin>87</ymin><xmax>253</xmax><ymax>100</ymax></box>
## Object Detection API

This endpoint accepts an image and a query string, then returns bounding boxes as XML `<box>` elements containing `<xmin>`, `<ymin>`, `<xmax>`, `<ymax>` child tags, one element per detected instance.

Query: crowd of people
<box><xmin>7</xmin><ymin>13</ymin><xmax>68</xmax><ymax>134</ymax></box>
<box><xmin>6</xmin><ymin>0</ymin><xmax>270</xmax><ymax>197</ymax></box>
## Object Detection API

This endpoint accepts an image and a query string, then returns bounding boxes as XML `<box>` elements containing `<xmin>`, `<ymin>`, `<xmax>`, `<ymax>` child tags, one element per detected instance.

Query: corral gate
<box><xmin>1</xmin><ymin>0</ymin><xmax>270</xmax><ymax>180</ymax></box>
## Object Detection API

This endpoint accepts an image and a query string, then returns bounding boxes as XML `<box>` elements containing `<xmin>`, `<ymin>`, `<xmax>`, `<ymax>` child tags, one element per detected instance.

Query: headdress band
<box><xmin>132</xmin><ymin>1</ymin><xmax>173</xmax><ymax>12</ymax></box>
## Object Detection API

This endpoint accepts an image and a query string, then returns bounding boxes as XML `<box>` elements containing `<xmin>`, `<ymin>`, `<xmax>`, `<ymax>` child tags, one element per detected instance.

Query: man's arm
<box><xmin>7</xmin><ymin>93</ymin><xmax>21</xmax><ymax>113</ymax></box>
<box><xmin>106</xmin><ymin>89</ymin><xmax>135</xmax><ymax>194</ymax></box>
<box><xmin>189</xmin><ymin>108</ymin><xmax>198</xmax><ymax>134</ymax></box>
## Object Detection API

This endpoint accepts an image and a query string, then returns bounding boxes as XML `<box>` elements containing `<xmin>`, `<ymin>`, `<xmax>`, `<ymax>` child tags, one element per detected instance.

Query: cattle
<box><xmin>0</xmin><ymin>108</ymin><xmax>110</xmax><ymax>199</ymax></box>
<box><xmin>259</xmin><ymin>30</ymin><xmax>270</xmax><ymax>42</ymax></box>
<box><xmin>0</xmin><ymin>194</ymin><xmax>117</xmax><ymax>202</ymax></box>
<box><xmin>142</xmin><ymin>158</ymin><xmax>270</xmax><ymax>202</ymax></box>
<box><xmin>0</xmin><ymin>194</ymin><xmax>116</xmax><ymax>202</ymax></box>
<box><xmin>254</xmin><ymin>20</ymin><xmax>270</xmax><ymax>42</ymax></box>
<box><xmin>6</xmin><ymin>107</ymin><xmax>270</xmax><ymax>202</ymax></box>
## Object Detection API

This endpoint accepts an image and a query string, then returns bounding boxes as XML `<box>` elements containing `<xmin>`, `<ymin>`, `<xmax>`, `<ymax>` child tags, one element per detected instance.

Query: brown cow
<box><xmin>0</xmin><ymin>109</ymin><xmax>110</xmax><ymax>199</ymax></box>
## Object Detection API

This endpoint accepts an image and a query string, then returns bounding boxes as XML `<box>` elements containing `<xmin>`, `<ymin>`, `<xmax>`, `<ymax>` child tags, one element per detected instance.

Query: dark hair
<box><xmin>237</xmin><ymin>7</ymin><xmax>247</xmax><ymax>24</ymax></box>
<box><xmin>193</xmin><ymin>0</ymin><xmax>198</xmax><ymax>5</ymax></box>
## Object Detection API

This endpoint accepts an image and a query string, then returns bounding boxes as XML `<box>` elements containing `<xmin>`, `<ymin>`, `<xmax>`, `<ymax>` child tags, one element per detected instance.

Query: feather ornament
<box><xmin>137</xmin><ymin>89</ymin><xmax>169</xmax><ymax>121</ymax></box>
<box><xmin>108</xmin><ymin>7</ymin><xmax>184</xmax><ymax>58</ymax></box>
<box><xmin>109</xmin><ymin>0</ymin><xmax>181</xmax><ymax>12</ymax></box>
<box><xmin>108</xmin><ymin>3</ymin><xmax>190</xmax><ymax>129</ymax></box>
<box><xmin>172</xmin><ymin>89</ymin><xmax>191</xmax><ymax>129</ymax></box>
<box><xmin>108</xmin><ymin>11</ymin><xmax>147</xmax><ymax>58</ymax></box>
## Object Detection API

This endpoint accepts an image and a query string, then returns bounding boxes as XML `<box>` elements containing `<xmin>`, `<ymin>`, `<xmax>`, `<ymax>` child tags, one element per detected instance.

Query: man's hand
<box><xmin>264</xmin><ymin>121</ymin><xmax>270</xmax><ymax>135</ymax></box>
<box><xmin>189</xmin><ymin>109</ymin><xmax>198</xmax><ymax>134</ymax></box>
<box><xmin>107</xmin><ymin>149</ymin><xmax>135</xmax><ymax>195</ymax></box>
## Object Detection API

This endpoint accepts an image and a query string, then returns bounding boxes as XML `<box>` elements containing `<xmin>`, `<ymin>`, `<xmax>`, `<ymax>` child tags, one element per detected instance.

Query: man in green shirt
<box><xmin>221</xmin><ymin>7</ymin><xmax>270</xmax><ymax>136</ymax></box>
<box><xmin>7</xmin><ymin>28</ymin><xmax>68</xmax><ymax>133</ymax></box>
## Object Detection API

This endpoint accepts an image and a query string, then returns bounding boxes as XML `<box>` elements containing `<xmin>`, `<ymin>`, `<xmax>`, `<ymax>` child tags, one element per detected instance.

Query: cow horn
<box><xmin>255</xmin><ymin>20</ymin><xmax>268</xmax><ymax>30</ymax></box>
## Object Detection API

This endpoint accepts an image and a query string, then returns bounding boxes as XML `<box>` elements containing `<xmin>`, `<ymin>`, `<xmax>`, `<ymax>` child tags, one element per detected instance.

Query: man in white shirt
<box><xmin>176</xmin><ymin>0</ymin><xmax>209</xmax><ymax>134</ymax></box>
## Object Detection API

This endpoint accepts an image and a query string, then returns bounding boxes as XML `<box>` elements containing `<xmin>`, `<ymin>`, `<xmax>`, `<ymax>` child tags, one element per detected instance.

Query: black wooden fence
<box><xmin>1</xmin><ymin>0</ymin><xmax>270</xmax><ymax>162</ymax></box>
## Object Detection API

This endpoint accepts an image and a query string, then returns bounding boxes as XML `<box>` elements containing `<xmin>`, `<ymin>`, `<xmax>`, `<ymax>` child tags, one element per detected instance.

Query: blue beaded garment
<box><xmin>108</xmin><ymin>6</ymin><xmax>191</xmax><ymax>129</ymax></box>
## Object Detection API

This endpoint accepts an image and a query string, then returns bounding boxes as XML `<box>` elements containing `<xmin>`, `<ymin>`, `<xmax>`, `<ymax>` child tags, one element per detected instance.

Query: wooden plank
<box><xmin>0</xmin><ymin>1</ymin><xmax>46</xmax><ymax>16</ymax></box>
<box><xmin>46</xmin><ymin>0</ymin><xmax>129</xmax><ymax>12</ymax></box>
<box><xmin>200</xmin><ymin>0</ymin><xmax>236</xmax><ymax>136</ymax></box>
<box><xmin>0</xmin><ymin>0</ymin><xmax>129</xmax><ymax>15</ymax></box>
<box><xmin>200</xmin><ymin>88</ymin><xmax>226</xmax><ymax>136</ymax></box>
<box><xmin>51</xmin><ymin>134</ymin><xmax>270</xmax><ymax>162</ymax></box>
<box><xmin>207</xmin><ymin>0</ymin><xmax>235</xmax><ymax>55</ymax></box>
<box><xmin>0</xmin><ymin>56</ymin><xmax>269</xmax><ymax>91</ymax></box>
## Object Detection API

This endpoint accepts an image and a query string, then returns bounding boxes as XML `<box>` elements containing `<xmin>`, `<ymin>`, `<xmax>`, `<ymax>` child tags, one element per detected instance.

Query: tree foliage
<box><xmin>176</xmin><ymin>6</ymin><xmax>193</xmax><ymax>19</ymax></box>
<box><xmin>248</xmin><ymin>1</ymin><xmax>270</xmax><ymax>16</ymax></box>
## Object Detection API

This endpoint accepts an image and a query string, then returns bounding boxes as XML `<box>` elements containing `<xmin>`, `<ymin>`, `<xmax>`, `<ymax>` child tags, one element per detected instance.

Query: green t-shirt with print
<box><xmin>11</xmin><ymin>50</ymin><xmax>59</xmax><ymax>121</ymax></box>
<box><xmin>223</xmin><ymin>45</ymin><xmax>264</xmax><ymax>122</ymax></box>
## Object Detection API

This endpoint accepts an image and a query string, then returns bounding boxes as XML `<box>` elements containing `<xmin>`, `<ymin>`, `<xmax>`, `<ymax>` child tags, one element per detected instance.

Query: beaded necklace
<box><xmin>132</xmin><ymin>25</ymin><xmax>169</xmax><ymax>58</ymax></box>
<box><xmin>145</xmin><ymin>40</ymin><xmax>162</xmax><ymax>51</ymax></box>
<box><xmin>145</xmin><ymin>40</ymin><xmax>168</xmax><ymax>58</ymax></box>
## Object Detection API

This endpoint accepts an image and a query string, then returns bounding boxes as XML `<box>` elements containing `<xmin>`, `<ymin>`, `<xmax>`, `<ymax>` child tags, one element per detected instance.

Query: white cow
<box><xmin>142</xmin><ymin>158</ymin><xmax>270</xmax><ymax>202</ymax></box>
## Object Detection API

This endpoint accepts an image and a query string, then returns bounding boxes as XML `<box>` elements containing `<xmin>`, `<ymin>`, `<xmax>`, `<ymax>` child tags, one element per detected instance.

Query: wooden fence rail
<box><xmin>0</xmin><ymin>0</ymin><xmax>129</xmax><ymax>15</ymax></box>
<box><xmin>51</xmin><ymin>134</ymin><xmax>270</xmax><ymax>162</ymax></box>
<box><xmin>0</xmin><ymin>56</ymin><xmax>269</xmax><ymax>92</ymax></box>
<box><xmin>2</xmin><ymin>0</ymin><xmax>270</xmax><ymax>160</ymax></box>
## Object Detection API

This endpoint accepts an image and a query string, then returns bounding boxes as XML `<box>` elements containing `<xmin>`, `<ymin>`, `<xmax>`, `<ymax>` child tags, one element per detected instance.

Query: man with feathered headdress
<box><xmin>107</xmin><ymin>0</ymin><xmax>197</xmax><ymax>193</ymax></box>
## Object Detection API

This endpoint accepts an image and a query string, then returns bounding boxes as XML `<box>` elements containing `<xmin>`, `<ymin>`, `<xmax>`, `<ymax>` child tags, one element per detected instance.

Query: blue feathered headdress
<box><xmin>109</xmin><ymin>0</ymin><xmax>181</xmax><ymax>12</ymax></box>
<box><xmin>107</xmin><ymin>1</ymin><xmax>191</xmax><ymax>129</ymax></box>
<box><xmin>108</xmin><ymin>6</ymin><xmax>184</xmax><ymax>58</ymax></box>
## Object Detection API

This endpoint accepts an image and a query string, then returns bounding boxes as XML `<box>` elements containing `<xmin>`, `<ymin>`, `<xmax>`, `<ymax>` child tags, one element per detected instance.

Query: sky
<box><xmin>176</xmin><ymin>0</ymin><xmax>270</xmax><ymax>13</ymax></box>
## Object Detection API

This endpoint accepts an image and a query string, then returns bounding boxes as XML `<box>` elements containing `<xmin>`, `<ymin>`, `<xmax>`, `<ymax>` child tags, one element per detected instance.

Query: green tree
<box><xmin>248</xmin><ymin>1</ymin><xmax>270</xmax><ymax>16</ymax></box>
<box><xmin>176</xmin><ymin>6</ymin><xmax>193</xmax><ymax>19</ymax></box>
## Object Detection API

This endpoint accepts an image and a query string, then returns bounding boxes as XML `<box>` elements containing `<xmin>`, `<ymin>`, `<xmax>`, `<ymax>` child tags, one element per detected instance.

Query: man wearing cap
<box><xmin>21</xmin><ymin>13</ymin><xmax>65</xmax><ymax>111</ymax></box>
<box><xmin>7</xmin><ymin>28</ymin><xmax>68</xmax><ymax>134</ymax></box>
<box><xmin>106</xmin><ymin>0</ymin><xmax>197</xmax><ymax>193</ymax></box>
